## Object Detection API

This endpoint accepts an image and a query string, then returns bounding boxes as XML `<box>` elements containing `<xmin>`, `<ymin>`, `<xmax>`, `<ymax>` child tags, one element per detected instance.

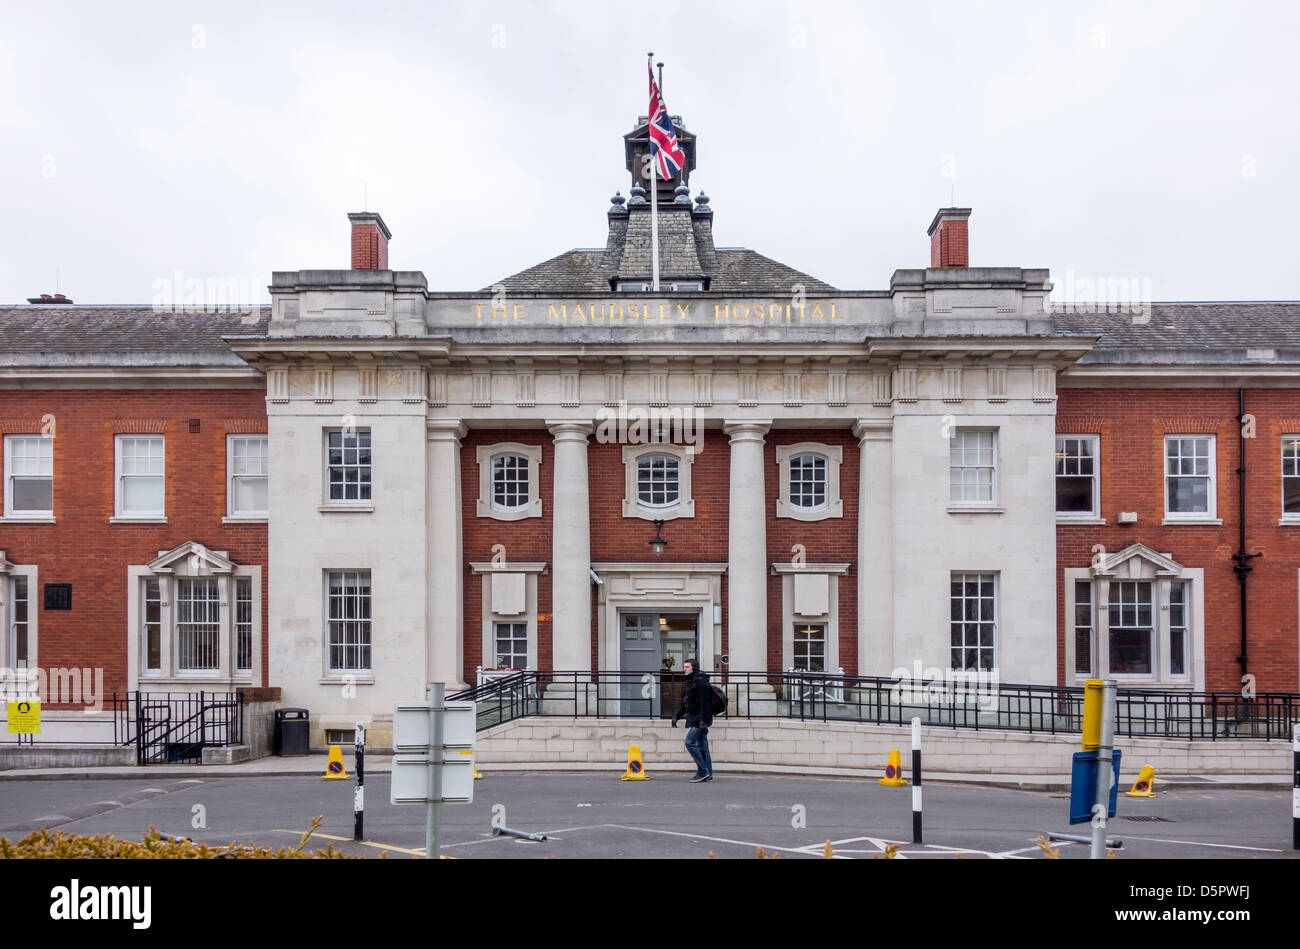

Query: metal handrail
<box><xmin>451</xmin><ymin>670</ymin><xmax>1300</xmax><ymax>740</ymax></box>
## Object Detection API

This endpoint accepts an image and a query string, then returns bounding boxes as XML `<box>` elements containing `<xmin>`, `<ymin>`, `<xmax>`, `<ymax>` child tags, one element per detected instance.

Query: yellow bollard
<box><xmin>878</xmin><ymin>749</ymin><xmax>908</xmax><ymax>787</ymax></box>
<box><xmin>621</xmin><ymin>744</ymin><xmax>649</xmax><ymax>781</ymax></box>
<box><xmin>461</xmin><ymin>749</ymin><xmax>482</xmax><ymax>779</ymax></box>
<box><xmin>1125</xmin><ymin>764</ymin><xmax>1156</xmax><ymax>798</ymax></box>
<box><xmin>321</xmin><ymin>744</ymin><xmax>349</xmax><ymax>781</ymax></box>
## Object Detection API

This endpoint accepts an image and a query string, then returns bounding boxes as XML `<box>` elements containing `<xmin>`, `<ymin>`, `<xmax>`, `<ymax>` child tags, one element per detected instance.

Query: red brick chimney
<box><xmin>348</xmin><ymin>212</ymin><xmax>391</xmax><ymax>270</ymax></box>
<box><xmin>927</xmin><ymin>208</ymin><xmax>971</xmax><ymax>268</ymax></box>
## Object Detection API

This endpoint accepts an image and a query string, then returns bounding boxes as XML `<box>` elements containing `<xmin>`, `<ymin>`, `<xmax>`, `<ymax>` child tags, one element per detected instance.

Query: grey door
<box><xmin>619</xmin><ymin>611</ymin><xmax>700</xmax><ymax>717</ymax></box>
<box><xmin>620</xmin><ymin>613</ymin><xmax>659</xmax><ymax>716</ymax></box>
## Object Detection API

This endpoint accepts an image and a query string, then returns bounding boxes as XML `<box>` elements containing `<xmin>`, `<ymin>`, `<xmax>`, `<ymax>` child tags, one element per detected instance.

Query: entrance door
<box><xmin>619</xmin><ymin>611</ymin><xmax>699</xmax><ymax>717</ymax></box>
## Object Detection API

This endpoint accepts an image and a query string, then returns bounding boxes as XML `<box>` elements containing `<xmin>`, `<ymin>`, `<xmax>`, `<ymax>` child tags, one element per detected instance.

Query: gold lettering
<box><xmin>735</xmin><ymin>303</ymin><xmax>749</xmax><ymax>321</ymax></box>
<box><xmin>572</xmin><ymin>303</ymin><xmax>586</xmax><ymax>321</ymax></box>
<box><xmin>811</xmin><ymin>304</ymin><xmax>825</xmax><ymax>321</ymax></box>
<box><xmin>492</xmin><ymin>307</ymin><xmax>507</xmax><ymax>321</ymax></box>
<box><xmin>715</xmin><ymin>303</ymin><xmax>729</xmax><ymax>321</ymax></box>
<box><xmin>610</xmin><ymin>303</ymin><xmax>624</xmax><ymax>322</ymax></box>
<box><xmin>513</xmin><ymin>303</ymin><xmax>525</xmax><ymax>321</ymax></box>
<box><xmin>768</xmin><ymin>303</ymin><xmax>781</xmax><ymax>322</ymax></box>
<box><xmin>830</xmin><ymin>302</ymin><xmax>842</xmax><ymax>321</ymax></box>
<box><xmin>548</xmin><ymin>304</ymin><xmax>567</xmax><ymax>321</ymax></box>
<box><xmin>593</xmin><ymin>303</ymin><xmax>604</xmax><ymax>322</ymax></box>
<box><xmin>659</xmin><ymin>303</ymin><xmax>669</xmax><ymax>322</ymax></box>
<box><xmin>475</xmin><ymin>303</ymin><xmax>485</xmax><ymax>322</ymax></box>
<box><xmin>795</xmin><ymin>303</ymin><xmax>807</xmax><ymax>321</ymax></box>
<box><xmin>676</xmin><ymin>303</ymin><xmax>690</xmax><ymax>320</ymax></box>
<box><xmin>785</xmin><ymin>304</ymin><xmax>791</xmax><ymax>322</ymax></box>
<box><xmin>629</xmin><ymin>303</ymin><xmax>640</xmax><ymax>320</ymax></box>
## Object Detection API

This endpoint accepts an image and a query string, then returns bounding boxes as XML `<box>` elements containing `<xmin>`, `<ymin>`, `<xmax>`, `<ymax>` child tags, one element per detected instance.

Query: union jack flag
<box><xmin>647</xmin><ymin>62</ymin><xmax>686</xmax><ymax>180</ymax></box>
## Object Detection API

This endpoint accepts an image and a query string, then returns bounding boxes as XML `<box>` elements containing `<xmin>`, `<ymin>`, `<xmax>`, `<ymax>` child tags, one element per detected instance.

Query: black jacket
<box><xmin>674</xmin><ymin>670</ymin><xmax>714</xmax><ymax>728</ymax></box>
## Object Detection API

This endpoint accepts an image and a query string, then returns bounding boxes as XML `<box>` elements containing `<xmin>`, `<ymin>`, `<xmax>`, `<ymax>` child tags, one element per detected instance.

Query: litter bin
<box><xmin>274</xmin><ymin>708</ymin><xmax>310</xmax><ymax>756</ymax></box>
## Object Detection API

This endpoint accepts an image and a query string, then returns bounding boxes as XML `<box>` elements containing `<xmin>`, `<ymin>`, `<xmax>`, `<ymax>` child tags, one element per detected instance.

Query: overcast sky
<box><xmin>2</xmin><ymin>1</ymin><xmax>1297</xmax><ymax>305</ymax></box>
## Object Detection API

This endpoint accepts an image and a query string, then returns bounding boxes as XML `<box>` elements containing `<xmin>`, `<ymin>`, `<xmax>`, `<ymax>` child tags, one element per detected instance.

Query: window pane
<box><xmin>12</xmin><ymin>478</ymin><xmax>52</xmax><ymax>512</ymax></box>
<box><xmin>123</xmin><ymin>476</ymin><xmax>164</xmax><ymax>513</ymax></box>
<box><xmin>233</xmin><ymin>476</ymin><xmax>268</xmax><ymax>514</ymax></box>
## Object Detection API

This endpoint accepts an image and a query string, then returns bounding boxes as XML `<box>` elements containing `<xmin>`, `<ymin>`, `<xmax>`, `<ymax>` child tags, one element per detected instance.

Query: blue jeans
<box><xmin>685</xmin><ymin>726</ymin><xmax>713</xmax><ymax>778</ymax></box>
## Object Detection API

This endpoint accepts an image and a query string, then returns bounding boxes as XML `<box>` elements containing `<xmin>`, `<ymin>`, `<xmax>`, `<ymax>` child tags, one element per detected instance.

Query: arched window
<box><xmin>788</xmin><ymin>454</ymin><xmax>828</xmax><ymax>511</ymax></box>
<box><xmin>491</xmin><ymin>454</ymin><xmax>531</xmax><ymax>512</ymax></box>
<box><xmin>636</xmin><ymin>454</ymin><xmax>680</xmax><ymax>507</ymax></box>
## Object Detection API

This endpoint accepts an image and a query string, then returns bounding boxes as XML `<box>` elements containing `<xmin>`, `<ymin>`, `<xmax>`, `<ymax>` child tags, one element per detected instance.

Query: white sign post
<box><xmin>391</xmin><ymin>684</ymin><xmax>476</xmax><ymax>859</ymax></box>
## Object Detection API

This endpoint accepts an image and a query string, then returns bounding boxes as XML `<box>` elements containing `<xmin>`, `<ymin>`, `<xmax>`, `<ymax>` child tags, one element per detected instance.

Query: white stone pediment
<box><xmin>148</xmin><ymin>541</ymin><xmax>235</xmax><ymax>575</ymax></box>
<box><xmin>1091</xmin><ymin>542</ymin><xmax>1184</xmax><ymax>579</ymax></box>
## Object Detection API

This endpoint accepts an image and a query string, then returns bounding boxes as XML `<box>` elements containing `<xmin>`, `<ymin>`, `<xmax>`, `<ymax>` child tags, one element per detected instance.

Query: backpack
<box><xmin>709</xmin><ymin>683</ymin><xmax>727</xmax><ymax>716</ymax></box>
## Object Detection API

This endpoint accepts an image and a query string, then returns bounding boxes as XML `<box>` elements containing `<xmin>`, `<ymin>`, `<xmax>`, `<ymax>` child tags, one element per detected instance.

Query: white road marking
<box><xmin>1119</xmin><ymin>835</ymin><xmax>1284</xmax><ymax>853</ymax></box>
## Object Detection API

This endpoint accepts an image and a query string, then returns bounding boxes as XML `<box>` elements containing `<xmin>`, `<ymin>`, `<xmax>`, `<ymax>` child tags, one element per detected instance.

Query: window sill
<box><xmin>319</xmin><ymin>675</ymin><xmax>375</xmax><ymax>686</ymax></box>
<box><xmin>318</xmin><ymin>504</ymin><xmax>374</xmax><ymax>514</ymax></box>
<box><xmin>144</xmin><ymin>675</ymin><xmax>252</xmax><ymax>685</ymax></box>
<box><xmin>1160</xmin><ymin>517</ymin><xmax>1223</xmax><ymax>526</ymax></box>
<box><xmin>1057</xmin><ymin>516</ymin><xmax>1106</xmax><ymax>525</ymax></box>
<box><xmin>0</xmin><ymin>515</ymin><xmax>55</xmax><ymax>524</ymax></box>
<box><xmin>223</xmin><ymin>515</ymin><xmax>269</xmax><ymax>524</ymax></box>
<box><xmin>1278</xmin><ymin>517</ymin><xmax>1300</xmax><ymax>527</ymax></box>
<box><xmin>110</xmin><ymin>516</ymin><xmax>168</xmax><ymax>524</ymax></box>
<box><xmin>947</xmin><ymin>506</ymin><xmax>1004</xmax><ymax>515</ymax></box>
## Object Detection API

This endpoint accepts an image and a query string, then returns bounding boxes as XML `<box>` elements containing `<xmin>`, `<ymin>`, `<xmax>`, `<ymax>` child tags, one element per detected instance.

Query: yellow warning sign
<box><xmin>7</xmin><ymin>700</ymin><xmax>40</xmax><ymax>734</ymax></box>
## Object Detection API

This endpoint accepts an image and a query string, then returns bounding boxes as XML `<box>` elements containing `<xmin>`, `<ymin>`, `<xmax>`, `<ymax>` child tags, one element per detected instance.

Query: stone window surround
<box><xmin>126</xmin><ymin>542</ymin><xmax>262</xmax><ymax>690</ymax></box>
<box><xmin>621</xmin><ymin>442</ymin><xmax>696</xmax><ymax>521</ymax></box>
<box><xmin>0</xmin><ymin>553</ymin><xmax>38</xmax><ymax>671</ymax></box>
<box><xmin>1063</xmin><ymin>545</ymin><xmax>1205</xmax><ymax>690</ymax></box>
<box><xmin>470</xmin><ymin>562</ymin><xmax>548</xmax><ymax>672</ymax></box>
<box><xmin>475</xmin><ymin>443</ymin><xmax>543</xmax><ymax>520</ymax></box>
<box><xmin>771</xmin><ymin>563</ymin><xmax>849</xmax><ymax>674</ymax></box>
<box><xmin>774</xmin><ymin>442</ymin><xmax>844</xmax><ymax>521</ymax></box>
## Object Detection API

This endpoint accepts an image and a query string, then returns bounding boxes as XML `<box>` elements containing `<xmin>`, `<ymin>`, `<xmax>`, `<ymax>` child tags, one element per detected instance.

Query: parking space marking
<box><xmin>272</xmin><ymin>829</ymin><xmax>427</xmax><ymax>857</ymax></box>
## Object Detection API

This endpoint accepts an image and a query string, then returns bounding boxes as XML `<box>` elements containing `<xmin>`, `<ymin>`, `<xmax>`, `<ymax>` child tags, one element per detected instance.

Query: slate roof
<box><xmin>487</xmin><ymin>247</ymin><xmax>837</xmax><ymax>295</ymax></box>
<box><xmin>1053</xmin><ymin>302</ymin><xmax>1300</xmax><ymax>364</ymax></box>
<box><xmin>0</xmin><ymin>306</ymin><xmax>270</xmax><ymax>366</ymax></box>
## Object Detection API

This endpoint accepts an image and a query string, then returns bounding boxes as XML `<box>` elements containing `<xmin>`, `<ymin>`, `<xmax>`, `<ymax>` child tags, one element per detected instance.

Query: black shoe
<box><xmin>704</xmin><ymin>775</ymin><xmax>713</xmax><ymax>781</ymax></box>
<box><xmin>690</xmin><ymin>775</ymin><xmax>707</xmax><ymax>783</ymax></box>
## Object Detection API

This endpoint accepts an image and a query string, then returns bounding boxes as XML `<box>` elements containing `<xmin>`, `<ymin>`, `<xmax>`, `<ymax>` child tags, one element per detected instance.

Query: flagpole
<box><xmin>648</xmin><ymin>52</ymin><xmax>660</xmax><ymax>293</ymax></box>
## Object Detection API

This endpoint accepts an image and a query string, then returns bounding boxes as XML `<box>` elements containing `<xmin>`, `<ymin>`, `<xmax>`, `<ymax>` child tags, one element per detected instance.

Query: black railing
<box><xmin>451</xmin><ymin>670</ymin><xmax>1300</xmax><ymax>741</ymax></box>
<box><xmin>0</xmin><ymin>691</ymin><xmax>244</xmax><ymax>764</ymax></box>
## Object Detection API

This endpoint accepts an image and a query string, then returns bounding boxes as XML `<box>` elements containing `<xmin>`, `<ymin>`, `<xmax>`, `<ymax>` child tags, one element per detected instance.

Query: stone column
<box><xmin>854</xmin><ymin>419</ymin><xmax>894</xmax><ymax>678</ymax></box>
<box><xmin>723</xmin><ymin>421</ymin><xmax>771</xmax><ymax>676</ymax></box>
<box><xmin>545</xmin><ymin>421</ymin><xmax>595</xmax><ymax>714</ymax></box>
<box><xmin>547</xmin><ymin>421</ymin><xmax>594</xmax><ymax>669</ymax></box>
<box><xmin>427</xmin><ymin>420</ymin><xmax>467</xmax><ymax>691</ymax></box>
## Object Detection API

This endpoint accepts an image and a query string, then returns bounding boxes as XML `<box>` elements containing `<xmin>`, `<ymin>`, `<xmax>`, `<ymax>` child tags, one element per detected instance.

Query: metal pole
<box><xmin>1090</xmin><ymin>679</ymin><xmax>1117</xmax><ymax>859</ymax></box>
<box><xmin>648</xmin><ymin>51</ymin><xmax>660</xmax><ymax>293</ymax></box>
<box><xmin>353</xmin><ymin>721</ymin><xmax>365</xmax><ymax>841</ymax></box>
<box><xmin>911</xmin><ymin>716</ymin><xmax>923</xmax><ymax>844</ymax></box>
<box><xmin>426</xmin><ymin>682</ymin><xmax>445</xmax><ymax>860</ymax></box>
<box><xmin>1292</xmin><ymin>723</ymin><xmax>1299</xmax><ymax>850</ymax></box>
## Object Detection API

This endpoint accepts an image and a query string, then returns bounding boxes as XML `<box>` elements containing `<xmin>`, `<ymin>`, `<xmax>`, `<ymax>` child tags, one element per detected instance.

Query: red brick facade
<box><xmin>0</xmin><ymin>387</ymin><xmax>269</xmax><ymax>697</ymax></box>
<box><xmin>1056</xmin><ymin>386</ymin><xmax>1300</xmax><ymax>692</ymax></box>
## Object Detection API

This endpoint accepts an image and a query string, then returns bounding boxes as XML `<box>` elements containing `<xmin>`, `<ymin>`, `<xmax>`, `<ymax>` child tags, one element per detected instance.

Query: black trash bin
<box><xmin>274</xmin><ymin>708</ymin><xmax>310</xmax><ymax>756</ymax></box>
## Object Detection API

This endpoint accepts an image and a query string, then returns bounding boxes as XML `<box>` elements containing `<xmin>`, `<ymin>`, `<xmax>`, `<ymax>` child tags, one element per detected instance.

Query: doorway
<box><xmin>619</xmin><ymin>611</ymin><xmax>699</xmax><ymax>717</ymax></box>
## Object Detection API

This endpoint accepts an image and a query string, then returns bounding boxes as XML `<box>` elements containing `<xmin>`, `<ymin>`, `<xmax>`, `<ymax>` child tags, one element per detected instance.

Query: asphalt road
<box><xmin>0</xmin><ymin>772</ymin><xmax>1293</xmax><ymax>859</ymax></box>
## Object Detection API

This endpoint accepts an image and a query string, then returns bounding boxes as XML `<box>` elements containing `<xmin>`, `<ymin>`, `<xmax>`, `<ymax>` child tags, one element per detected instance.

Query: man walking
<box><xmin>670</xmin><ymin>658</ymin><xmax>714</xmax><ymax>782</ymax></box>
